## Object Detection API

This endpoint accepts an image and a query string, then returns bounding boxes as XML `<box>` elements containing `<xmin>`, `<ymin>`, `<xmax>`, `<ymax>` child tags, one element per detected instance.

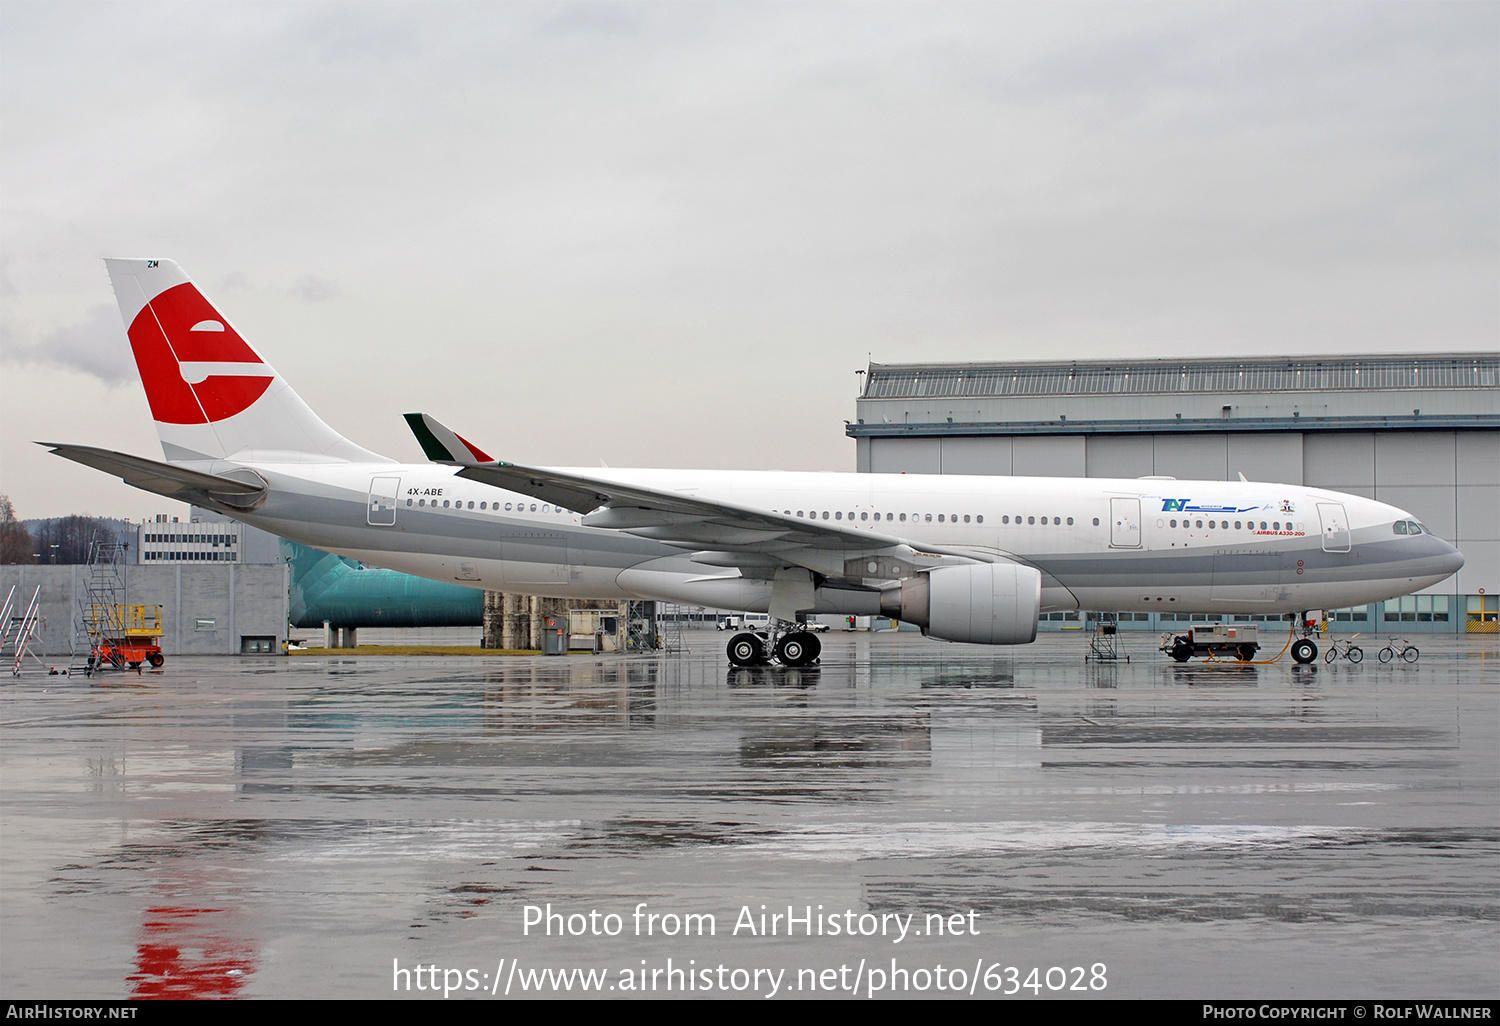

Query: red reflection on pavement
<box><xmin>128</xmin><ymin>906</ymin><xmax>256</xmax><ymax>998</ymax></box>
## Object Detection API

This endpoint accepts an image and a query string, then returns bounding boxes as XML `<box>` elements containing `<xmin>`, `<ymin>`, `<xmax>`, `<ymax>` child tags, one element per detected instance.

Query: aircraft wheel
<box><xmin>801</xmin><ymin>632</ymin><xmax>821</xmax><ymax>663</ymax></box>
<box><xmin>1291</xmin><ymin>639</ymin><xmax>1318</xmax><ymax>664</ymax></box>
<box><xmin>776</xmin><ymin>632</ymin><xmax>821</xmax><ymax>667</ymax></box>
<box><xmin>727</xmin><ymin>633</ymin><xmax>764</xmax><ymax>667</ymax></box>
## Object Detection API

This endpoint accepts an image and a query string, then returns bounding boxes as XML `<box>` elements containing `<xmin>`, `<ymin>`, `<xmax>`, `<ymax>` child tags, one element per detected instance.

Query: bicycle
<box><xmin>1378</xmin><ymin>638</ymin><xmax>1419</xmax><ymax>663</ymax></box>
<box><xmin>1323</xmin><ymin>636</ymin><xmax>1363</xmax><ymax>663</ymax></box>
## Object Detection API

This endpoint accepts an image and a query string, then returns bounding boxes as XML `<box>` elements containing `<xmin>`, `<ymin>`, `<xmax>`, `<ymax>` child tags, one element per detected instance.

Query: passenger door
<box><xmin>368</xmin><ymin>476</ymin><xmax>401</xmax><ymax>526</ymax></box>
<box><xmin>1110</xmin><ymin>498</ymin><xmax>1141</xmax><ymax>549</ymax></box>
<box><xmin>1318</xmin><ymin>502</ymin><xmax>1351</xmax><ymax>552</ymax></box>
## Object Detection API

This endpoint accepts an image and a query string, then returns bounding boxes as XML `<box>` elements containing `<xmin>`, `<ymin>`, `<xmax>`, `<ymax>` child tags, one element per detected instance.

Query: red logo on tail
<box><xmin>129</xmin><ymin>283</ymin><xmax>273</xmax><ymax>424</ymax></box>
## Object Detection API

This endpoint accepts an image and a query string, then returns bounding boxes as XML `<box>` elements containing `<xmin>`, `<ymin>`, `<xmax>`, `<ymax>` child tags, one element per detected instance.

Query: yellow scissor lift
<box><xmin>87</xmin><ymin>603</ymin><xmax>165</xmax><ymax>673</ymax></box>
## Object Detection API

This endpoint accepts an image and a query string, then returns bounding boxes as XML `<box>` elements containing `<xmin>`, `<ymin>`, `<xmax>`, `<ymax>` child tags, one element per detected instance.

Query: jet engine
<box><xmin>881</xmin><ymin>563</ymin><xmax>1041</xmax><ymax>645</ymax></box>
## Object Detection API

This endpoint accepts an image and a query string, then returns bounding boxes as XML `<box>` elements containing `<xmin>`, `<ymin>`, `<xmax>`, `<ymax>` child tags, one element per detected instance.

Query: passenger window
<box><xmin>1066</xmin><ymin>517</ymin><xmax>1073</xmax><ymax>526</ymax></box>
<box><xmin>836</xmin><ymin>512</ymin><xmax>843</xmax><ymax>520</ymax></box>
<box><xmin>861</xmin><ymin>512</ymin><xmax>868</xmax><ymax>521</ymax></box>
<box><xmin>1027</xmin><ymin>516</ymin><xmax>1035</xmax><ymax>525</ymax></box>
<box><xmin>963</xmin><ymin>515</ymin><xmax>970</xmax><ymax>523</ymax></box>
<box><xmin>976</xmin><ymin>515</ymin><xmax>983</xmax><ymax>523</ymax></box>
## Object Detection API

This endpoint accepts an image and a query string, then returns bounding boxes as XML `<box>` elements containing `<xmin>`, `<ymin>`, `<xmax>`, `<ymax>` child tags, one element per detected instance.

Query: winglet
<box><xmin>403</xmin><ymin>413</ymin><xmax>495</xmax><ymax>465</ymax></box>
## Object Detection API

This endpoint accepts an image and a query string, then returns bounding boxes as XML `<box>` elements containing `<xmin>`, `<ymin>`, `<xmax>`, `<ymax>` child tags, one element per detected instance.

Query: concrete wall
<box><xmin>0</xmin><ymin>564</ymin><xmax>290</xmax><ymax>658</ymax></box>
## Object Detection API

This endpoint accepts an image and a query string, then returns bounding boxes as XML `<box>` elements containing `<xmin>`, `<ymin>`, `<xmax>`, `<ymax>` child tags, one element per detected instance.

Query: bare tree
<box><xmin>28</xmin><ymin>516</ymin><xmax>124</xmax><ymax>564</ymax></box>
<box><xmin>0</xmin><ymin>496</ymin><xmax>37</xmax><ymax>564</ymax></box>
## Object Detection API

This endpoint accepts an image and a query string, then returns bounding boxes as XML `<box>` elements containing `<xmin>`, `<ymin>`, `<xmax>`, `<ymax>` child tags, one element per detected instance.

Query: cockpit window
<box><xmin>1393</xmin><ymin>520</ymin><xmax>1425</xmax><ymax>536</ymax></box>
<box><xmin>1393</xmin><ymin>521</ymin><xmax>1408</xmax><ymax>535</ymax></box>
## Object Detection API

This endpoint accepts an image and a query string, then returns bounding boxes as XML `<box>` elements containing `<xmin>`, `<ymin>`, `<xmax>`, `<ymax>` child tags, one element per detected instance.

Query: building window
<box><xmin>1385</xmin><ymin>595</ymin><xmax>1446</xmax><ymax>622</ymax></box>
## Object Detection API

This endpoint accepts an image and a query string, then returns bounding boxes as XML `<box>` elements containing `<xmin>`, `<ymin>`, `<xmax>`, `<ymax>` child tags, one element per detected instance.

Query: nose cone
<box><xmin>1399</xmin><ymin>535</ymin><xmax>1466</xmax><ymax>592</ymax></box>
<box><xmin>1436</xmin><ymin>540</ymin><xmax>1466</xmax><ymax>580</ymax></box>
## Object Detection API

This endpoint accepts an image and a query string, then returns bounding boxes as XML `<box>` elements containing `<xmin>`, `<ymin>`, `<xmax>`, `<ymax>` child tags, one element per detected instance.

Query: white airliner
<box><xmin>45</xmin><ymin>259</ymin><xmax>1463</xmax><ymax>666</ymax></box>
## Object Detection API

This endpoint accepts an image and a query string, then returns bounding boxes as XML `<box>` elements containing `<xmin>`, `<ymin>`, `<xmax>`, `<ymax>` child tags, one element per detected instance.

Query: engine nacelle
<box><xmin>881</xmin><ymin>563</ymin><xmax>1042</xmax><ymax>645</ymax></box>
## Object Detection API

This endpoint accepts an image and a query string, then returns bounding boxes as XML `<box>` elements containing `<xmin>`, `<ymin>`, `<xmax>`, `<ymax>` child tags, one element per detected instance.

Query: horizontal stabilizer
<box><xmin>40</xmin><ymin>443</ymin><xmax>267</xmax><ymax>509</ymax></box>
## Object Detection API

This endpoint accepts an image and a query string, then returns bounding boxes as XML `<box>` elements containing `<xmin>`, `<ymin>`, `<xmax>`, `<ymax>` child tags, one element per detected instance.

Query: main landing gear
<box><xmin>726</xmin><ymin>623</ymin><xmax>822</xmax><ymax>667</ymax></box>
<box><xmin>1290</xmin><ymin>611</ymin><xmax>1319</xmax><ymax>664</ymax></box>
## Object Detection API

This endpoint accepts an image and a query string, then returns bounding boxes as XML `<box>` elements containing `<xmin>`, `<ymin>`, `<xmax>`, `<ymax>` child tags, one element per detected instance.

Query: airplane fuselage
<box><xmin>209</xmin><ymin>461</ymin><xmax>1462</xmax><ymax>621</ymax></box>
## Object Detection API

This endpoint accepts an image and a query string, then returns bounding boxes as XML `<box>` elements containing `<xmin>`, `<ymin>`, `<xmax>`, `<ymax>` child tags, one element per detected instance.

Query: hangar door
<box><xmin>1110</xmin><ymin>498</ymin><xmax>1141</xmax><ymax>549</ymax></box>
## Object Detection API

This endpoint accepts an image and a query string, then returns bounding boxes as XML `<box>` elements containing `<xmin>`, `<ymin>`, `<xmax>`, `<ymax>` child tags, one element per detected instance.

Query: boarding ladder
<box><xmin>2</xmin><ymin>585</ymin><xmax>48</xmax><ymax>676</ymax></box>
<box><xmin>1086</xmin><ymin>612</ymin><xmax>1130</xmax><ymax>663</ymax></box>
<box><xmin>75</xmin><ymin>536</ymin><xmax>129</xmax><ymax>674</ymax></box>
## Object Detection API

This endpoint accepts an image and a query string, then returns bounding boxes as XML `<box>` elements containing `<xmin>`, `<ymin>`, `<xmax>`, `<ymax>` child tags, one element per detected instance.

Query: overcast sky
<box><xmin>2</xmin><ymin>1</ymin><xmax>1496</xmax><ymax>521</ymax></box>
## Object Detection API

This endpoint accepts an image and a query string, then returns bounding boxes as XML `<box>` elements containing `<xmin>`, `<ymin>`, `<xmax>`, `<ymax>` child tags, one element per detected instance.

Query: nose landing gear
<box><xmin>1290</xmin><ymin>611</ymin><xmax>1320</xmax><ymax>664</ymax></box>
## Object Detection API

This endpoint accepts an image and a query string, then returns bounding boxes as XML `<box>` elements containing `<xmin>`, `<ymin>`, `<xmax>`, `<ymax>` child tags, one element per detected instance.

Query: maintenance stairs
<box><xmin>1</xmin><ymin>584</ymin><xmax>47</xmax><ymax>676</ymax></box>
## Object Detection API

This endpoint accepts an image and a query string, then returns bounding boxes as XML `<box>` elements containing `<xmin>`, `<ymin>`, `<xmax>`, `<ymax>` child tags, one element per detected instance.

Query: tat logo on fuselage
<box><xmin>1160</xmin><ymin>498</ymin><xmax>1263</xmax><ymax>514</ymax></box>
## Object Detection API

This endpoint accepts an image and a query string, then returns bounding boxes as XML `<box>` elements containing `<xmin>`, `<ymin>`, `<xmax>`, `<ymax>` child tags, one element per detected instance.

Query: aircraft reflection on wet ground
<box><xmin>1</xmin><ymin>630</ymin><xmax>1495</xmax><ymax>999</ymax></box>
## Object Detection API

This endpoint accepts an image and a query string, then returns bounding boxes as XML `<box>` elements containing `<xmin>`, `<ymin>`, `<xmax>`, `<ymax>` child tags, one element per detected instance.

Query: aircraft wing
<box><xmin>404</xmin><ymin>413</ymin><xmax>998</xmax><ymax>586</ymax></box>
<box><xmin>41</xmin><ymin>443</ymin><xmax>268</xmax><ymax>509</ymax></box>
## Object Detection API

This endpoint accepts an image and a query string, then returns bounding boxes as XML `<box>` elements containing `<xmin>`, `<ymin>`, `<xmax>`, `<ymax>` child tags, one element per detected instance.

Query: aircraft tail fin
<box><xmin>403</xmin><ymin>413</ymin><xmax>494</xmax><ymax>465</ymax></box>
<box><xmin>103</xmin><ymin>258</ymin><xmax>387</xmax><ymax>465</ymax></box>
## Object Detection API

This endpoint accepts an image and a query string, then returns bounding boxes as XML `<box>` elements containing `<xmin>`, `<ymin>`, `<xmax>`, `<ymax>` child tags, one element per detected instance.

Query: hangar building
<box><xmin>848</xmin><ymin>353</ymin><xmax>1499</xmax><ymax>634</ymax></box>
